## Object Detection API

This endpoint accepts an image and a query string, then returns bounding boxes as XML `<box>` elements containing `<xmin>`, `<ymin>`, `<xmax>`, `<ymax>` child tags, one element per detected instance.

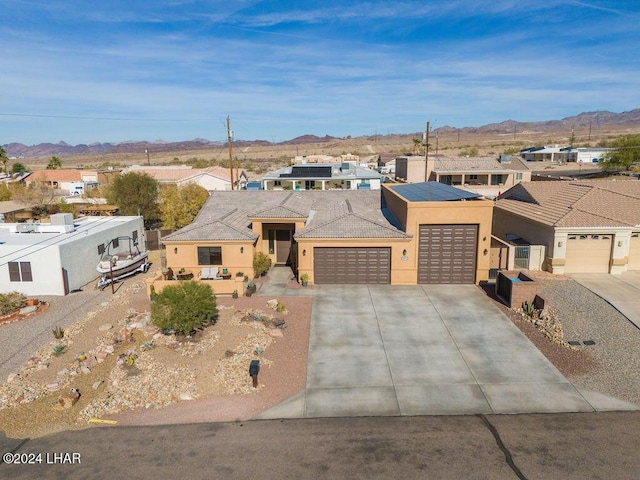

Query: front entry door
<box><xmin>276</xmin><ymin>229</ymin><xmax>292</xmax><ymax>264</ymax></box>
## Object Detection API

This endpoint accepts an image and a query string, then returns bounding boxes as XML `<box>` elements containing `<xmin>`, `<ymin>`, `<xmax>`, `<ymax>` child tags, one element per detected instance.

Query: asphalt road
<box><xmin>1</xmin><ymin>411</ymin><xmax>639</xmax><ymax>480</ymax></box>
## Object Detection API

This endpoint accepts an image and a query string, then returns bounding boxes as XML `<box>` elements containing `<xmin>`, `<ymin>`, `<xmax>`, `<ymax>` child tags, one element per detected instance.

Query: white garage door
<box><xmin>565</xmin><ymin>234</ymin><xmax>612</xmax><ymax>273</ymax></box>
<box><xmin>628</xmin><ymin>232</ymin><xmax>640</xmax><ymax>271</ymax></box>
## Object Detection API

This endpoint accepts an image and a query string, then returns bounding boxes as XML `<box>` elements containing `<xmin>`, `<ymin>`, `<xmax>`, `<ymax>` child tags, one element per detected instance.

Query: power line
<box><xmin>0</xmin><ymin>112</ymin><xmax>212</xmax><ymax>122</ymax></box>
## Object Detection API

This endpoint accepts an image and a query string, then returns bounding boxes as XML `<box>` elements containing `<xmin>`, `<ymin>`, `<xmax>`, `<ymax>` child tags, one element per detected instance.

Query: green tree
<box><xmin>106</xmin><ymin>172</ymin><xmax>160</xmax><ymax>228</ymax></box>
<box><xmin>253</xmin><ymin>251</ymin><xmax>272</xmax><ymax>277</ymax></box>
<box><xmin>412</xmin><ymin>138</ymin><xmax>423</xmax><ymax>156</ymax></box>
<box><xmin>159</xmin><ymin>183</ymin><xmax>209</xmax><ymax>229</ymax></box>
<box><xmin>0</xmin><ymin>146</ymin><xmax>8</xmax><ymax>174</ymax></box>
<box><xmin>0</xmin><ymin>183</ymin><xmax>11</xmax><ymax>201</ymax></box>
<box><xmin>11</xmin><ymin>162</ymin><xmax>27</xmax><ymax>174</ymax></box>
<box><xmin>601</xmin><ymin>134</ymin><xmax>640</xmax><ymax>173</ymax></box>
<box><xmin>46</xmin><ymin>156</ymin><xmax>62</xmax><ymax>169</ymax></box>
<box><xmin>151</xmin><ymin>281</ymin><xmax>217</xmax><ymax>335</ymax></box>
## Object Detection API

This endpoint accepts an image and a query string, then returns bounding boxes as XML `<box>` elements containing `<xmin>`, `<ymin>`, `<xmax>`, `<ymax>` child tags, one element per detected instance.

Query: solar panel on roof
<box><xmin>390</xmin><ymin>182</ymin><xmax>481</xmax><ymax>202</ymax></box>
<box><xmin>280</xmin><ymin>166</ymin><xmax>332</xmax><ymax>178</ymax></box>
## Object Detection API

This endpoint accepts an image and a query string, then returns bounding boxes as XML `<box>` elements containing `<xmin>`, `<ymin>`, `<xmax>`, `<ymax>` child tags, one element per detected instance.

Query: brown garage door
<box><xmin>627</xmin><ymin>232</ymin><xmax>640</xmax><ymax>270</ymax></box>
<box><xmin>313</xmin><ymin>247</ymin><xmax>391</xmax><ymax>284</ymax></box>
<box><xmin>565</xmin><ymin>234</ymin><xmax>612</xmax><ymax>273</ymax></box>
<box><xmin>418</xmin><ymin>224</ymin><xmax>477</xmax><ymax>284</ymax></box>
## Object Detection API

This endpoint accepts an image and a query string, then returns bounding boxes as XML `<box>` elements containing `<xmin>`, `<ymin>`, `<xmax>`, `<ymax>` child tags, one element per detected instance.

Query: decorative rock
<box><xmin>96</xmin><ymin>352</ymin><xmax>108</xmax><ymax>363</ymax></box>
<box><xmin>99</xmin><ymin>323</ymin><xmax>113</xmax><ymax>332</ymax></box>
<box><xmin>179</xmin><ymin>392</ymin><xmax>195</xmax><ymax>401</ymax></box>
<box><xmin>7</xmin><ymin>373</ymin><xmax>17</xmax><ymax>384</ymax></box>
<box><xmin>57</xmin><ymin>368</ymin><xmax>69</xmax><ymax>377</ymax></box>
<box><xmin>92</xmin><ymin>380</ymin><xmax>104</xmax><ymax>390</ymax></box>
<box><xmin>46</xmin><ymin>382</ymin><xmax>61</xmax><ymax>392</ymax></box>
<box><xmin>83</xmin><ymin>356</ymin><xmax>98</xmax><ymax>369</ymax></box>
<box><xmin>269</xmin><ymin>329</ymin><xmax>284</xmax><ymax>338</ymax></box>
<box><xmin>153</xmin><ymin>332</ymin><xmax>164</xmax><ymax>340</ymax></box>
<box><xmin>36</xmin><ymin>363</ymin><xmax>49</xmax><ymax>370</ymax></box>
<box><xmin>105</xmin><ymin>345</ymin><xmax>115</xmax><ymax>354</ymax></box>
<box><xmin>19</xmin><ymin>306</ymin><xmax>38</xmax><ymax>315</ymax></box>
<box><xmin>80</xmin><ymin>366</ymin><xmax>91</xmax><ymax>375</ymax></box>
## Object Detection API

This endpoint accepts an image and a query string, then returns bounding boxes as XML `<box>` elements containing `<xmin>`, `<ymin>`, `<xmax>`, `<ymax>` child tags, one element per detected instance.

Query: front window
<box><xmin>9</xmin><ymin>261</ymin><xmax>33</xmax><ymax>282</ymax></box>
<box><xmin>197</xmin><ymin>247</ymin><xmax>222</xmax><ymax>265</ymax></box>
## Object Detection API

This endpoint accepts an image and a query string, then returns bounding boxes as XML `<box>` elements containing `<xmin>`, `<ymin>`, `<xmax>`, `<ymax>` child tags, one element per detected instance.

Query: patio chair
<box><xmin>199</xmin><ymin>267</ymin><xmax>220</xmax><ymax>280</ymax></box>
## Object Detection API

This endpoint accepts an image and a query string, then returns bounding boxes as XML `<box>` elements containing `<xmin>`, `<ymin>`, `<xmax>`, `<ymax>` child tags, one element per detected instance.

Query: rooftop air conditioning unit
<box><xmin>17</xmin><ymin>224</ymin><xmax>36</xmax><ymax>233</ymax></box>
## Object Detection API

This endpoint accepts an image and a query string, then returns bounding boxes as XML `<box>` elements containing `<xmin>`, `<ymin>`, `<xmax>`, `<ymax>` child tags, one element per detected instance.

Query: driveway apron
<box><xmin>259</xmin><ymin>283</ymin><xmax>637</xmax><ymax>420</ymax></box>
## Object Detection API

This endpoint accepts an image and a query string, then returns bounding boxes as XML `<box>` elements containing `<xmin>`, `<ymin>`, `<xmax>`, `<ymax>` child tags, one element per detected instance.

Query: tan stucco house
<box><xmin>493</xmin><ymin>179</ymin><xmax>640</xmax><ymax>274</ymax></box>
<box><xmin>395</xmin><ymin>155</ymin><xmax>531</xmax><ymax>199</ymax></box>
<box><xmin>158</xmin><ymin>182</ymin><xmax>493</xmax><ymax>291</ymax></box>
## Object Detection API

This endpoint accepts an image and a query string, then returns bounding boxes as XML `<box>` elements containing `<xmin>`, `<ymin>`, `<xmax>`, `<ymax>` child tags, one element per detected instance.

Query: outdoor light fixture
<box><xmin>240</xmin><ymin>246</ymin><xmax>244</xmax><ymax>253</ymax></box>
<box><xmin>174</xmin><ymin>247</ymin><xmax>178</xmax><ymax>254</ymax></box>
<box><xmin>303</xmin><ymin>249</ymin><xmax>306</xmax><ymax>256</ymax></box>
<box><xmin>618</xmin><ymin>241</ymin><xmax>623</xmax><ymax>247</ymax></box>
<box><xmin>558</xmin><ymin>241</ymin><xmax>563</xmax><ymax>247</ymax></box>
<box><xmin>483</xmin><ymin>249</ymin><xmax>488</xmax><ymax>256</ymax></box>
<box><xmin>402</xmin><ymin>249</ymin><xmax>407</xmax><ymax>256</ymax></box>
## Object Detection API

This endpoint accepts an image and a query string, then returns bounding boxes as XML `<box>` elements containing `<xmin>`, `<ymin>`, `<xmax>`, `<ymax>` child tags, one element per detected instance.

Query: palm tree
<box><xmin>0</xmin><ymin>146</ymin><xmax>8</xmax><ymax>174</ymax></box>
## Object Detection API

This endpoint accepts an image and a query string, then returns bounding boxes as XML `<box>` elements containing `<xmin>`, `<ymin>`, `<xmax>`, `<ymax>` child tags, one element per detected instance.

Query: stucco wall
<box><xmin>163</xmin><ymin>240</ymin><xmax>255</xmax><ymax>279</ymax></box>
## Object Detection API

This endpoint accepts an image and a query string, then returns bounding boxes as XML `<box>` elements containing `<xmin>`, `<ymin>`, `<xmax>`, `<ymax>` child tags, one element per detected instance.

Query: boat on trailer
<box><xmin>96</xmin><ymin>236</ymin><xmax>149</xmax><ymax>289</ymax></box>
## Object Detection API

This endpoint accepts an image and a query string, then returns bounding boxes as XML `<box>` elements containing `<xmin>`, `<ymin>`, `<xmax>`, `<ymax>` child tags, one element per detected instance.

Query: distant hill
<box><xmin>4</xmin><ymin>109</ymin><xmax>640</xmax><ymax>158</ymax></box>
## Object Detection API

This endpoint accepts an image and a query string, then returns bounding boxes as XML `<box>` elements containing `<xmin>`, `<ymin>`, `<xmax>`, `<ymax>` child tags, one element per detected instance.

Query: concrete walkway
<box><xmin>258</xmin><ymin>283</ymin><xmax>636</xmax><ymax>419</ymax></box>
<box><xmin>258</xmin><ymin>265</ymin><xmax>313</xmax><ymax>297</ymax></box>
<box><xmin>570</xmin><ymin>271</ymin><xmax>640</xmax><ymax>330</ymax></box>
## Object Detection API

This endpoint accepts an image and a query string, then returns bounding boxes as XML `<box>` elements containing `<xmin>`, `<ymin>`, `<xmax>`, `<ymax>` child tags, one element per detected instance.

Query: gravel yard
<box><xmin>486</xmin><ymin>271</ymin><xmax>640</xmax><ymax>406</ymax></box>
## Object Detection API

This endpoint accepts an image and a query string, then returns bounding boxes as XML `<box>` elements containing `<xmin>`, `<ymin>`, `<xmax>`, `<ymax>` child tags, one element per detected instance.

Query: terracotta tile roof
<box><xmin>122</xmin><ymin>165</ymin><xmax>235</xmax><ymax>183</ymax></box>
<box><xmin>28</xmin><ymin>169</ymin><xmax>83</xmax><ymax>182</ymax></box>
<box><xmin>496</xmin><ymin>179</ymin><xmax>640</xmax><ymax>228</ymax></box>
<box><xmin>164</xmin><ymin>190</ymin><xmax>408</xmax><ymax>242</ymax></box>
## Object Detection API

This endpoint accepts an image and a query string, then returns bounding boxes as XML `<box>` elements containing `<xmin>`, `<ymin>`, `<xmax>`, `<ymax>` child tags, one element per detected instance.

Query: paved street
<box><xmin>2</xmin><ymin>412</ymin><xmax>640</xmax><ymax>479</ymax></box>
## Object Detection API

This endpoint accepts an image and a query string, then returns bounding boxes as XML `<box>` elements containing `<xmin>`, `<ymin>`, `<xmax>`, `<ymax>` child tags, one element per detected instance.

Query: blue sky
<box><xmin>1</xmin><ymin>0</ymin><xmax>639</xmax><ymax>145</ymax></box>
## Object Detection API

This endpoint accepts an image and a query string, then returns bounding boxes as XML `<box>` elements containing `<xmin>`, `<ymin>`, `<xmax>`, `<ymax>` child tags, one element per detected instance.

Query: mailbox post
<box><xmin>249</xmin><ymin>360</ymin><xmax>260</xmax><ymax>388</ymax></box>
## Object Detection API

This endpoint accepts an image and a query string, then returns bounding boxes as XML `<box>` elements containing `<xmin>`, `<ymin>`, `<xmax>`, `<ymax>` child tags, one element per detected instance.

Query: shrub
<box><xmin>253</xmin><ymin>252</ymin><xmax>272</xmax><ymax>277</ymax></box>
<box><xmin>0</xmin><ymin>292</ymin><xmax>26</xmax><ymax>315</ymax></box>
<box><xmin>151</xmin><ymin>280</ymin><xmax>217</xmax><ymax>335</ymax></box>
<box><xmin>276</xmin><ymin>302</ymin><xmax>286</xmax><ymax>313</ymax></box>
<box><xmin>52</xmin><ymin>344</ymin><xmax>66</xmax><ymax>356</ymax></box>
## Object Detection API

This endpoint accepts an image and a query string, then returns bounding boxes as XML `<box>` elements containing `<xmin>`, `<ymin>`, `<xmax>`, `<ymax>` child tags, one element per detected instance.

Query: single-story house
<box><xmin>121</xmin><ymin>165</ymin><xmax>247</xmax><ymax>191</ymax></box>
<box><xmin>396</xmin><ymin>155</ymin><xmax>532</xmax><ymax>199</ymax></box>
<box><xmin>519</xmin><ymin>146</ymin><xmax>577</xmax><ymax>163</ymax></box>
<box><xmin>0</xmin><ymin>214</ymin><xmax>146</xmax><ymax>295</ymax></box>
<box><xmin>493</xmin><ymin>179</ymin><xmax>640</xmax><ymax>274</ymax></box>
<box><xmin>0</xmin><ymin>201</ymin><xmax>32</xmax><ymax>223</ymax></box>
<box><xmin>159</xmin><ymin>182</ymin><xmax>494</xmax><ymax>288</ymax></box>
<box><xmin>260</xmin><ymin>163</ymin><xmax>384</xmax><ymax>191</ymax></box>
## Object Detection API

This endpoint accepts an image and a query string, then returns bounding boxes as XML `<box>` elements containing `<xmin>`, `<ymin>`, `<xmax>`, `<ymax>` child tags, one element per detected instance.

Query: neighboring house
<box><xmin>493</xmin><ymin>179</ymin><xmax>640</xmax><ymax>274</ymax></box>
<box><xmin>260</xmin><ymin>163</ymin><xmax>384</xmax><ymax>190</ymax></box>
<box><xmin>396</xmin><ymin>155</ymin><xmax>532</xmax><ymax>198</ymax></box>
<box><xmin>0</xmin><ymin>201</ymin><xmax>32</xmax><ymax>223</ymax></box>
<box><xmin>160</xmin><ymin>182</ymin><xmax>494</xmax><ymax>287</ymax></box>
<box><xmin>24</xmin><ymin>169</ymin><xmax>83</xmax><ymax>193</ymax></box>
<box><xmin>292</xmin><ymin>153</ymin><xmax>360</xmax><ymax>164</ymax></box>
<box><xmin>519</xmin><ymin>146</ymin><xmax>577</xmax><ymax>163</ymax></box>
<box><xmin>121</xmin><ymin>165</ymin><xmax>247</xmax><ymax>191</ymax></box>
<box><xmin>0</xmin><ymin>214</ymin><xmax>145</xmax><ymax>295</ymax></box>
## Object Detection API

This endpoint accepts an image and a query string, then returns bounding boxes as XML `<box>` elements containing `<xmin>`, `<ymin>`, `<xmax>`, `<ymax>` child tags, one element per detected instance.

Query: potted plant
<box><xmin>232</xmin><ymin>289</ymin><xmax>239</xmax><ymax>299</ymax></box>
<box><xmin>246</xmin><ymin>280</ymin><xmax>256</xmax><ymax>294</ymax></box>
<box><xmin>149</xmin><ymin>284</ymin><xmax>157</xmax><ymax>301</ymax></box>
<box><xmin>300</xmin><ymin>273</ymin><xmax>309</xmax><ymax>287</ymax></box>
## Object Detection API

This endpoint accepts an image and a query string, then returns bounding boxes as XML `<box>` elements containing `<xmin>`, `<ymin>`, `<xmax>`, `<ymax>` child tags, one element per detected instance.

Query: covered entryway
<box><xmin>565</xmin><ymin>234</ymin><xmax>612</xmax><ymax>273</ymax></box>
<box><xmin>628</xmin><ymin>232</ymin><xmax>640</xmax><ymax>270</ymax></box>
<box><xmin>313</xmin><ymin>247</ymin><xmax>391</xmax><ymax>284</ymax></box>
<box><xmin>418</xmin><ymin>224</ymin><xmax>477</xmax><ymax>284</ymax></box>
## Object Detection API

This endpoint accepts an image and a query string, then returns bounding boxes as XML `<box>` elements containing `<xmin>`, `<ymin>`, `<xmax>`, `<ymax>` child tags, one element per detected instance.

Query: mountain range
<box><xmin>4</xmin><ymin>109</ymin><xmax>639</xmax><ymax>158</ymax></box>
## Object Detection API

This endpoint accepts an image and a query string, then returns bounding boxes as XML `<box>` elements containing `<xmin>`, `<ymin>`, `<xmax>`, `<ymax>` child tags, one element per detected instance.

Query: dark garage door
<box><xmin>418</xmin><ymin>225</ymin><xmax>477</xmax><ymax>284</ymax></box>
<box><xmin>314</xmin><ymin>247</ymin><xmax>391</xmax><ymax>284</ymax></box>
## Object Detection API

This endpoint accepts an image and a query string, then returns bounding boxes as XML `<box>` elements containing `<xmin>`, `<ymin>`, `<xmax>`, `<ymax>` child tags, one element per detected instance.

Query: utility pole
<box><xmin>226</xmin><ymin>116</ymin><xmax>235</xmax><ymax>190</ymax></box>
<box><xmin>145</xmin><ymin>147</ymin><xmax>150</xmax><ymax>166</ymax></box>
<box><xmin>588</xmin><ymin>120</ymin><xmax>592</xmax><ymax>141</ymax></box>
<box><xmin>424</xmin><ymin>121</ymin><xmax>430</xmax><ymax>182</ymax></box>
<box><xmin>513</xmin><ymin>124</ymin><xmax>517</xmax><ymax>140</ymax></box>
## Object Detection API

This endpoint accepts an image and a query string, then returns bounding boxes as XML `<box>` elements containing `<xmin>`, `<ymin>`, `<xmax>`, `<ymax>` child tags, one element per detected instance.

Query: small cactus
<box><xmin>52</xmin><ymin>326</ymin><xmax>65</xmax><ymax>339</ymax></box>
<box><xmin>522</xmin><ymin>300</ymin><xmax>536</xmax><ymax>317</ymax></box>
<box><xmin>52</xmin><ymin>344</ymin><xmax>65</xmax><ymax>356</ymax></box>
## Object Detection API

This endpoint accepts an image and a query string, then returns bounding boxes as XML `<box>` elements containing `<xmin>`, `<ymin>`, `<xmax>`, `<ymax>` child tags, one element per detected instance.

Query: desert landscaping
<box><xmin>0</xmin><ymin>259</ymin><xmax>312</xmax><ymax>439</ymax></box>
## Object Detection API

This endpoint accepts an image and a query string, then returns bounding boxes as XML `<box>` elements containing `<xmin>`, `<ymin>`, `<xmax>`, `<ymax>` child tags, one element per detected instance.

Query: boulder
<box><xmin>58</xmin><ymin>388</ymin><xmax>80</xmax><ymax>409</ymax></box>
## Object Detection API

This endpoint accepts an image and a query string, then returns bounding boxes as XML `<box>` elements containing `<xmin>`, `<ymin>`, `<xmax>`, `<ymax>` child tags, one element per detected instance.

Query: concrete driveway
<box><xmin>570</xmin><ymin>271</ymin><xmax>640</xmax><ymax>330</ymax></box>
<box><xmin>259</xmin><ymin>284</ymin><xmax>636</xmax><ymax>419</ymax></box>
